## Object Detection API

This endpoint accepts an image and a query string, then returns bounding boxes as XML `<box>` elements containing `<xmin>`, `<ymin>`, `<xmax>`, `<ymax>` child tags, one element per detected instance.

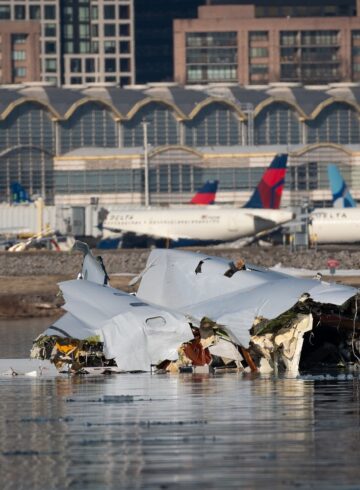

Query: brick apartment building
<box><xmin>174</xmin><ymin>0</ymin><xmax>360</xmax><ymax>85</ymax></box>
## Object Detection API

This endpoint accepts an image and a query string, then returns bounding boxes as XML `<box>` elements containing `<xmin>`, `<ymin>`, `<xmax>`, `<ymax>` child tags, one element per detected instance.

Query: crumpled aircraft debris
<box><xmin>31</xmin><ymin>244</ymin><xmax>360</xmax><ymax>376</ymax></box>
<box><xmin>136</xmin><ymin>249</ymin><xmax>360</xmax><ymax>374</ymax></box>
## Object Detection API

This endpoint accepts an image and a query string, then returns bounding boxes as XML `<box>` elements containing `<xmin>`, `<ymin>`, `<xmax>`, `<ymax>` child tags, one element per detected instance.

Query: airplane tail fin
<box><xmin>10</xmin><ymin>182</ymin><xmax>32</xmax><ymax>204</ymax></box>
<box><xmin>243</xmin><ymin>154</ymin><xmax>288</xmax><ymax>209</ymax></box>
<box><xmin>327</xmin><ymin>164</ymin><xmax>356</xmax><ymax>208</ymax></box>
<box><xmin>190</xmin><ymin>180</ymin><xmax>218</xmax><ymax>205</ymax></box>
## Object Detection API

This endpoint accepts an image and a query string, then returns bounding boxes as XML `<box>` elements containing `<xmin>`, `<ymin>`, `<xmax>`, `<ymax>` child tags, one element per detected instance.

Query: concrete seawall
<box><xmin>1</xmin><ymin>246</ymin><xmax>360</xmax><ymax>276</ymax></box>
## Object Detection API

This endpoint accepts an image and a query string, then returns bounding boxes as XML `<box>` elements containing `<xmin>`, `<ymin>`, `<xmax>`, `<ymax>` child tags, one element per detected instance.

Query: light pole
<box><xmin>142</xmin><ymin>120</ymin><xmax>150</xmax><ymax>207</ymax></box>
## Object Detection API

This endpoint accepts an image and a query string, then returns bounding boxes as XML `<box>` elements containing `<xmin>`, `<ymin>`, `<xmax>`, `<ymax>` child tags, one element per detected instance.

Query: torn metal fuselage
<box><xmin>30</xmin><ymin>244</ymin><xmax>360</xmax><ymax>376</ymax></box>
<box><xmin>136</xmin><ymin>250</ymin><xmax>360</xmax><ymax>376</ymax></box>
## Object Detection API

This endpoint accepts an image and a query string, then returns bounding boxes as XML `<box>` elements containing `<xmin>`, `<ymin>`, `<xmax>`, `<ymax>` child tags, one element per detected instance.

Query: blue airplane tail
<box><xmin>190</xmin><ymin>180</ymin><xmax>218</xmax><ymax>205</ymax></box>
<box><xmin>10</xmin><ymin>182</ymin><xmax>32</xmax><ymax>204</ymax></box>
<box><xmin>243</xmin><ymin>154</ymin><xmax>288</xmax><ymax>209</ymax></box>
<box><xmin>327</xmin><ymin>164</ymin><xmax>356</xmax><ymax>208</ymax></box>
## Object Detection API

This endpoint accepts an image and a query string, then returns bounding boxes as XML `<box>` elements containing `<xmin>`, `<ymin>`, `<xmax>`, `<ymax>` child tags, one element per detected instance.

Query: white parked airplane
<box><xmin>102</xmin><ymin>154</ymin><xmax>293</xmax><ymax>247</ymax></box>
<box><xmin>307</xmin><ymin>165</ymin><xmax>359</xmax><ymax>244</ymax></box>
<box><xmin>309</xmin><ymin>208</ymin><xmax>360</xmax><ymax>244</ymax></box>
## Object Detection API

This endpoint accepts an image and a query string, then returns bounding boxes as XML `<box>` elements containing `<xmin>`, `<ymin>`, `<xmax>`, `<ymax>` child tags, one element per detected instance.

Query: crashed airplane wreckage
<box><xmin>31</xmin><ymin>243</ymin><xmax>360</xmax><ymax>375</ymax></box>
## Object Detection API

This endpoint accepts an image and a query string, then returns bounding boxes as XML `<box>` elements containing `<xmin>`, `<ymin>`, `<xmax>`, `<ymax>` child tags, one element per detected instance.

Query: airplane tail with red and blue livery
<box><xmin>243</xmin><ymin>154</ymin><xmax>288</xmax><ymax>209</ymax></box>
<box><xmin>190</xmin><ymin>180</ymin><xmax>218</xmax><ymax>205</ymax></box>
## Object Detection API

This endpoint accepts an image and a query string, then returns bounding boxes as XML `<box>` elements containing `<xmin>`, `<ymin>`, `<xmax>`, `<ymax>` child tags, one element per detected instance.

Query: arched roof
<box><xmin>253</xmin><ymin>97</ymin><xmax>307</xmax><ymax>119</ymax></box>
<box><xmin>187</xmin><ymin>97</ymin><xmax>246</xmax><ymax>119</ymax></box>
<box><xmin>0</xmin><ymin>144</ymin><xmax>54</xmax><ymax>158</ymax></box>
<box><xmin>63</xmin><ymin>97</ymin><xmax>122</xmax><ymax>120</ymax></box>
<box><xmin>124</xmin><ymin>97</ymin><xmax>186</xmax><ymax>120</ymax></box>
<box><xmin>307</xmin><ymin>97</ymin><xmax>360</xmax><ymax>119</ymax></box>
<box><xmin>149</xmin><ymin>145</ymin><xmax>203</xmax><ymax>158</ymax></box>
<box><xmin>2</xmin><ymin>84</ymin><xmax>360</xmax><ymax>122</ymax></box>
<box><xmin>291</xmin><ymin>142</ymin><xmax>353</xmax><ymax>157</ymax></box>
<box><xmin>0</xmin><ymin>97</ymin><xmax>60</xmax><ymax>120</ymax></box>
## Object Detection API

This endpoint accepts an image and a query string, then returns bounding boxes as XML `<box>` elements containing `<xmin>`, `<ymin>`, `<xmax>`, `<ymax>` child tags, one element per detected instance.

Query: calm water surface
<box><xmin>0</xmin><ymin>319</ymin><xmax>360</xmax><ymax>489</ymax></box>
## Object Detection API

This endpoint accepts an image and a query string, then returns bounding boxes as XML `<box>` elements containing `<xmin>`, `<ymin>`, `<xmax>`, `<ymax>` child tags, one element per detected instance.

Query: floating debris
<box><xmin>30</xmin><ymin>243</ymin><xmax>360</xmax><ymax>376</ymax></box>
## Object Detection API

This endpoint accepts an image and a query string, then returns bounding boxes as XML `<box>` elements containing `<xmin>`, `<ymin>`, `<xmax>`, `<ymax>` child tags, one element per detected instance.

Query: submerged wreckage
<box><xmin>31</xmin><ymin>243</ymin><xmax>360</xmax><ymax>376</ymax></box>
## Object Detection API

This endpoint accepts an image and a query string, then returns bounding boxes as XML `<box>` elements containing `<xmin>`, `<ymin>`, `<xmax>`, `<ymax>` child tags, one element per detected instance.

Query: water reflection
<box><xmin>0</xmin><ymin>321</ymin><xmax>360</xmax><ymax>489</ymax></box>
<box><xmin>0</xmin><ymin>373</ymin><xmax>359</xmax><ymax>489</ymax></box>
<box><xmin>0</xmin><ymin>317</ymin><xmax>59</xmax><ymax>358</ymax></box>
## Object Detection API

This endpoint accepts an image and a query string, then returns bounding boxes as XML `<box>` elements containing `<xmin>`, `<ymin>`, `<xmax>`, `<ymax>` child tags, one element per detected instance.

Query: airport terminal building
<box><xmin>2</xmin><ymin>82</ymin><xmax>360</xmax><ymax>208</ymax></box>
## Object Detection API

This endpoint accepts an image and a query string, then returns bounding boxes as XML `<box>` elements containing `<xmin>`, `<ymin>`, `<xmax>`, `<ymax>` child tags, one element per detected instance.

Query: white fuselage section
<box><xmin>310</xmin><ymin>208</ymin><xmax>360</xmax><ymax>243</ymax></box>
<box><xmin>102</xmin><ymin>207</ymin><xmax>293</xmax><ymax>242</ymax></box>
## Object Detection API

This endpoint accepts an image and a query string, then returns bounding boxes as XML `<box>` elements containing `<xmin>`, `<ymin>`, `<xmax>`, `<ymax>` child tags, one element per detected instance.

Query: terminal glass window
<box><xmin>123</xmin><ymin>103</ymin><xmax>179</xmax><ymax>147</ymax></box>
<box><xmin>59</xmin><ymin>103</ymin><xmax>118</xmax><ymax>152</ymax></box>
<box><xmin>306</xmin><ymin>103</ymin><xmax>360</xmax><ymax>144</ymax></box>
<box><xmin>255</xmin><ymin>103</ymin><xmax>301</xmax><ymax>145</ymax></box>
<box><xmin>55</xmin><ymin>169</ymin><xmax>142</xmax><ymax>196</ymax></box>
<box><xmin>0</xmin><ymin>148</ymin><xmax>54</xmax><ymax>204</ymax></box>
<box><xmin>184</xmin><ymin>103</ymin><xmax>242</xmax><ymax>146</ymax></box>
<box><xmin>0</xmin><ymin>102</ymin><xmax>55</xmax><ymax>155</ymax></box>
<box><xmin>289</xmin><ymin>163</ymin><xmax>318</xmax><ymax>191</ymax></box>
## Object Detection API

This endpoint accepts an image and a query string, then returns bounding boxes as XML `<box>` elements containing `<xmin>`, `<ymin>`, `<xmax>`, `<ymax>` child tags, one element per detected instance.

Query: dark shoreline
<box><xmin>1</xmin><ymin>245</ymin><xmax>360</xmax><ymax>276</ymax></box>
